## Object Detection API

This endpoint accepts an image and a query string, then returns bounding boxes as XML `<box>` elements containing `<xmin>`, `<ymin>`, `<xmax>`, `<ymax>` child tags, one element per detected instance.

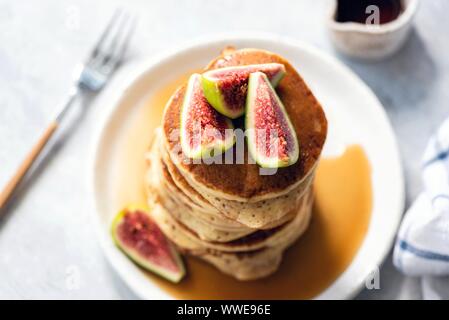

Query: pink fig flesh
<box><xmin>245</xmin><ymin>72</ymin><xmax>299</xmax><ymax>168</ymax></box>
<box><xmin>180</xmin><ymin>73</ymin><xmax>235</xmax><ymax>159</ymax></box>
<box><xmin>112</xmin><ymin>207</ymin><xmax>185</xmax><ymax>283</ymax></box>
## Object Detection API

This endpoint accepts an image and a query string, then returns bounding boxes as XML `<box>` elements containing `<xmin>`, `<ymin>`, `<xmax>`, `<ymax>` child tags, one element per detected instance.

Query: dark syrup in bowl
<box><xmin>336</xmin><ymin>0</ymin><xmax>403</xmax><ymax>25</ymax></box>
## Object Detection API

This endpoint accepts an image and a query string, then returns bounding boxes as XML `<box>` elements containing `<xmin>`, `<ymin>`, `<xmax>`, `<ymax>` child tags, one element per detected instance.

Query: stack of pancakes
<box><xmin>145</xmin><ymin>48</ymin><xmax>327</xmax><ymax>280</ymax></box>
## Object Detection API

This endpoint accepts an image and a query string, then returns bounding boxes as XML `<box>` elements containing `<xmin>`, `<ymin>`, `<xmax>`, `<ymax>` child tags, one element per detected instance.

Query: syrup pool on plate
<box><xmin>112</xmin><ymin>73</ymin><xmax>373</xmax><ymax>299</ymax></box>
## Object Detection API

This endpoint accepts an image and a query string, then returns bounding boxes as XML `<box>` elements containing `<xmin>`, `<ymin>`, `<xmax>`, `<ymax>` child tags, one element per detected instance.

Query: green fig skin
<box><xmin>201</xmin><ymin>63</ymin><xmax>286</xmax><ymax>119</ymax></box>
<box><xmin>111</xmin><ymin>206</ymin><xmax>186</xmax><ymax>283</ymax></box>
<box><xmin>245</xmin><ymin>72</ymin><xmax>299</xmax><ymax>169</ymax></box>
<box><xmin>180</xmin><ymin>74</ymin><xmax>235</xmax><ymax>160</ymax></box>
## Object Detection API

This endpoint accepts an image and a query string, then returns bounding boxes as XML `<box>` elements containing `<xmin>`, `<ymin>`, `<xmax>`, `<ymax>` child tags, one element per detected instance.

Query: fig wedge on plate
<box><xmin>245</xmin><ymin>72</ymin><xmax>299</xmax><ymax>168</ymax></box>
<box><xmin>180</xmin><ymin>73</ymin><xmax>235</xmax><ymax>160</ymax></box>
<box><xmin>202</xmin><ymin>63</ymin><xmax>286</xmax><ymax>119</ymax></box>
<box><xmin>111</xmin><ymin>206</ymin><xmax>185</xmax><ymax>283</ymax></box>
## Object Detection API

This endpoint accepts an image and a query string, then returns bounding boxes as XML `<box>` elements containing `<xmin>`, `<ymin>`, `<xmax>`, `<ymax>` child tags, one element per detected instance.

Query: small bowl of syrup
<box><xmin>328</xmin><ymin>0</ymin><xmax>419</xmax><ymax>60</ymax></box>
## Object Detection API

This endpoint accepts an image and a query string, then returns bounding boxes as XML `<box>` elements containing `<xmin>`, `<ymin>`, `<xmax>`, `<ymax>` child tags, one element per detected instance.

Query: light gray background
<box><xmin>0</xmin><ymin>0</ymin><xmax>447</xmax><ymax>299</ymax></box>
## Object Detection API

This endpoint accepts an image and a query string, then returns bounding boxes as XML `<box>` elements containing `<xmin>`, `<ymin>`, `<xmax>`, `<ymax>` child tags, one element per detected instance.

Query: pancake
<box><xmin>146</xmin><ymin>194</ymin><xmax>312</xmax><ymax>280</ymax></box>
<box><xmin>158</xmin><ymin>129</ymin><xmax>310</xmax><ymax>228</ymax></box>
<box><xmin>162</xmin><ymin>48</ymin><xmax>327</xmax><ymax>201</ymax></box>
<box><xmin>171</xmin><ymin>148</ymin><xmax>315</xmax><ymax>228</ymax></box>
<box><xmin>160</xmin><ymin>155</ymin><xmax>298</xmax><ymax>232</ymax></box>
<box><xmin>146</xmin><ymin>136</ymin><xmax>307</xmax><ymax>243</ymax></box>
<box><xmin>155</xmin><ymin>128</ymin><xmax>229</xmax><ymax>216</ymax></box>
<box><xmin>146</xmin><ymin>140</ymin><xmax>255</xmax><ymax>242</ymax></box>
<box><xmin>147</xmin><ymin>188</ymin><xmax>313</xmax><ymax>253</ymax></box>
<box><xmin>196</xmin><ymin>247</ymin><xmax>283</xmax><ymax>281</ymax></box>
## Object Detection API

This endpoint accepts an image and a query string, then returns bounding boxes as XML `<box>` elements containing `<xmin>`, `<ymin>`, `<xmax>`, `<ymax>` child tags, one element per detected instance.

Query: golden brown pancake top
<box><xmin>163</xmin><ymin>48</ymin><xmax>327</xmax><ymax>198</ymax></box>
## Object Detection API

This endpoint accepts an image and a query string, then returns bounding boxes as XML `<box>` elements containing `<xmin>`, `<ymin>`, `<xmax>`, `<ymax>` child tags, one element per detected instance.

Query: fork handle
<box><xmin>0</xmin><ymin>88</ymin><xmax>79</xmax><ymax>212</ymax></box>
<box><xmin>0</xmin><ymin>121</ymin><xmax>59</xmax><ymax>210</ymax></box>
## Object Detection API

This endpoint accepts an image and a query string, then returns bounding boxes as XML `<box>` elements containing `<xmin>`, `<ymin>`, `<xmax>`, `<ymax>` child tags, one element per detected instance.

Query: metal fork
<box><xmin>0</xmin><ymin>10</ymin><xmax>136</xmax><ymax>210</ymax></box>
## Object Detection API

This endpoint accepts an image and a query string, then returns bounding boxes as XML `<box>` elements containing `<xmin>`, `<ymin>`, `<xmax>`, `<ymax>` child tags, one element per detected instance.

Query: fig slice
<box><xmin>202</xmin><ymin>63</ymin><xmax>286</xmax><ymax>119</ymax></box>
<box><xmin>245</xmin><ymin>72</ymin><xmax>299</xmax><ymax>168</ymax></box>
<box><xmin>111</xmin><ymin>206</ymin><xmax>185</xmax><ymax>283</ymax></box>
<box><xmin>180</xmin><ymin>73</ymin><xmax>235</xmax><ymax>160</ymax></box>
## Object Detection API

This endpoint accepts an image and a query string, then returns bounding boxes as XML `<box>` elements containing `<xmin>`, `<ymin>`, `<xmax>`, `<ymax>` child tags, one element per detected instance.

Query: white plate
<box><xmin>91</xmin><ymin>34</ymin><xmax>404</xmax><ymax>300</ymax></box>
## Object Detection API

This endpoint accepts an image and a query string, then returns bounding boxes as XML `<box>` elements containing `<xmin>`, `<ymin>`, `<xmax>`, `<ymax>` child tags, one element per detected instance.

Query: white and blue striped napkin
<box><xmin>393</xmin><ymin>117</ymin><xmax>449</xmax><ymax>299</ymax></box>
